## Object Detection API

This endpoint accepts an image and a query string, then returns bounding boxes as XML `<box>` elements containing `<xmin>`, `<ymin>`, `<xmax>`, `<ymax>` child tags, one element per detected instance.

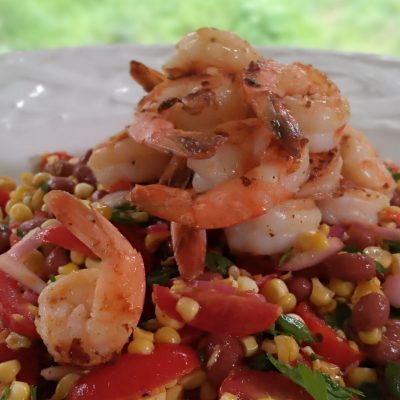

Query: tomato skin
<box><xmin>67</xmin><ymin>344</ymin><xmax>200</xmax><ymax>400</ymax></box>
<box><xmin>153</xmin><ymin>284</ymin><xmax>281</xmax><ymax>336</ymax></box>
<box><xmin>0</xmin><ymin>271</ymin><xmax>39</xmax><ymax>338</ymax></box>
<box><xmin>0</xmin><ymin>189</ymin><xmax>10</xmax><ymax>213</ymax></box>
<box><xmin>109</xmin><ymin>180</ymin><xmax>133</xmax><ymax>192</ymax></box>
<box><xmin>295</xmin><ymin>302</ymin><xmax>362</xmax><ymax>369</ymax></box>
<box><xmin>220</xmin><ymin>368</ymin><xmax>312</xmax><ymax>400</ymax></box>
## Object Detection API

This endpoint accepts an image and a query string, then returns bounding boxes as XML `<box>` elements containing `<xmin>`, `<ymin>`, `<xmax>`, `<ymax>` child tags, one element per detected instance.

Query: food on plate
<box><xmin>1</xmin><ymin>27</ymin><xmax>400</xmax><ymax>400</ymax></box>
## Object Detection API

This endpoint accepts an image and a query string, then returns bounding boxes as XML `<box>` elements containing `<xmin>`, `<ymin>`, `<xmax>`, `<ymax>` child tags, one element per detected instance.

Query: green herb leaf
<box><xmin>48</xmin><ymin>274</ymin><xmax>56</xmax><ymax>283</ymax></box>
<box><xmin>385</xmin><ymin>361</ymin><xmax>400</xmax><ymax>397</ymax></box>
<box><xmin>276</xmin><ymin>314</ymin><xmax>314</xmax><ymax>343</ymax></box>
<box><xmin>146</xmin><ymin>266</ymin><xmax>178</xmax><ymax>287</ymax></box>
<box><xmin>0</xmin><ymin>386</ymin><xmax>10</xmax><ymax>400</ymax></box>
<box><xmin>279</xmin><ymin>247</ymin><xmax>293</xmax><ymax>265</ymax></box>
<box><xmin>40</xmin><ymin>180</ymin><xmax>49</xmax><ymax>193</ymax></box>
<box><xmin>111</xmin><ymin>205</ymin><xmax>149</xmax><ymax>224</ymax></box>
<box><xmin>30</xmin><ymin>385</ymin><xmax>38</xmax><ymax>400</ymax></box>
<box><xmin>358</xmin><ymin>382</ymin><xmax>384</xmax><ymax>400</ymax></box>
<box><xmin>309</xmin><ymin>353</ymin><xmax>323</xmax><ymax>361</ymax></box>
<box><xmin>374</xmin><ymin>261</ymin><xmax>387</xmax><ymax>275</ymax></box>
<box><xmin>324</xmin><ymin>301</ymin><xmax>352</xmax><ymax>330</ymax></box>
<box><xmin>342</xmin><ymin>244</ymin><xmax>361</xmax><ymax>253</ymax></box>
<box><xmin>15</xmin><ymin>227</ymin><xmax>25</xmax><ymax>238</ymax></box>
<box><xmin>248</xmin><ymin>353</ymin><xmax>274</xmax><ymax>371</ymax></box>
<box><xmin>384</xmin><ymin>240</ymin><xmax>400</xmax><ymax>254</ymax></box>
<box><xmin>205</xmin><ymin>251</ymin><xmax>233</xmax><ymax>278</ymax></box>
<box><xmin>392</xmin><ymin>172</ymin><xmax>400</xmax><ymax>182</ymax></box>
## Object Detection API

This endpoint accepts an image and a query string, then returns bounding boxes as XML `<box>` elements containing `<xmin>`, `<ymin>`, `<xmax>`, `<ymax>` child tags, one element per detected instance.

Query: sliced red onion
<box><xmin>145</xmin><ymin>223</ymin><xmax>170</xmax><ymax>234</ymax></box>
<box><xmin>279</xmin><ymin>237</ymin><xmax>344</xmax><ymax>271</ymax></box>
<box><xmin>98</xmin><ymin>190</ymin><xmax>130</xmax><ymax>207</ymax></box>
<box><xmin>329</xmin><ymin>224</ymin><xmax>345</xmax><ymax>239</ymax></box>
<box><xmin>383</xmin><ymin>274</ymin><xmax>400</xmax><ymax>308</ymax></box>
<box><xmin>350</xmin><ymin>222</ymin><xmax>400</xmax><ymax>242</ymax></box>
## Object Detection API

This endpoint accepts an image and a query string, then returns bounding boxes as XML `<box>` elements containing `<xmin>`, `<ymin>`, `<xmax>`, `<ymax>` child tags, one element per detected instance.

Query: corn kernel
<box><xmin>240</xmin><ymin>336</ymin><xmax>259</xmax><ymax>357</ymax></box>
<box><xmin>319</xmin><ymin>223</ymin><xmax>330</xmax><ymax>236</ymax></box>
<box><xmin>0</xmin><ymin>360</ymin><xmax>21</xmax><ymax>384</ymax></box>
<box><xmin>176</xmin><ymin>297</ymin><xmax>200</xmax><ymax>322</ymax></box>
<box><xmin>155</xmin><ymin>305</ymin><xmax>184</xmax><ymax>330</ymax></box>
<box><xmin>170</xmin><ymin>280</ymin><xmax>187</xmax><ymax>294</ymax></box>
<box><xmin>22</xmin><ymin>194</ymin><xmax>32</xmax><ymax>208</ymax></box>
<box><xmin>200</xmin><ymin>381</ymin><xmax>217</xmax><ymax>400</ymax></box>
<box><xmin>351</xmin><ymin>277</ymin><xmax>381</xmax><ymax>304</ymax></box>
<box><xmin>74</xmin><ymin>182</ymin><xmax>94</xmax><ymax>199</ymax></box>
<box><xmin>220</xmin><ymin>394</ymin><xmax>238</xmax><ymax>400</ymax></box>
<box><xmin>349</xmin><ymin>340</ymin><xmax>359</xmax><ymax>352</ymax></box>
<box><xmin>312</xmin><ymin>359</ymin><xmax>340</xmax><ymax>378</ymax></box>
<box><xmin>92</xmin><ymin>202</ymin><xmax>112</xmax><ymax>220</ymax></box>
<box><xmin>261</xmin><ymin>278</ymin><xmax>289</xmax><ymax>304</ymax></box>
<box><xmin>134</xmin><ymin>327</ymin><xmax>154</xmax><ymax>342</ymax></box>
<box><xmin>295</xmin><ymin>230</ymin><xmax>329</xmax><ymax>252</ymax></box>
<box><xmin>128</xmin><ymin>338</ymin><xmax>154</xmax><ymax>355</ymax></box>
<box><xmin>70</xmin><ymin>251</ymin><xmax>85</xmax><ymax>265</ymax></box>
<box><xmin>328</xmin><ymin>278</ymin><xmax>355</xmax><ymax>298</ymax></box>
<box><xmin>32</xmin><ymin>172</ymin><xmax>51</xmax><ymax>187</ymax></box>
<box><xmin>8</xmin><ymin>381</ymin><xmax>30</xmax><ymax>400</ymax></box>
<box><xmin>274</xmin><ymin>335</ymin><xmax>299</xmax><ymax>364</ymax></box>
<box><xmin>310</xmin><ymin>278</ymin><xmax>334</xmax><ymax>307</ymax></box>
<box><xmin>358</xmin><ymin>328</ymin><xmax>382</xmax><ymax>345</ymax></box>
<box><xmin>22</xmin><ymin>249</ymin><xmax>45</xmax><ymax>276</ymax></box>
<box><xmin>30</xmin><ymin>188</ymin><xmax>45</xmax><ymax>211</ymax></box>
<box><xmin>207</xmin><ymin>347</ymin><xmax>221</xmax><ymax>369</ymax></box>
<box><xmin>277</xmin><ymin>292</ymin><xmax>297</xmax><ymax>313</ymax></box>
<box><xmin>166</xmin><ymin>384</ymin><xmax>183</xmax><ymax>400</ymax></box>
<box><xmin>145</xmin><ymin>232</ymin><xmax>171</xmax><ymax>253</ymax></box>
<box><xmin>10</xmin><ymin>186</ymin><xmax>28</xmax><ymax>202</ymax></box>
<box><xmin>237</xmin><ymin>276</ymin><xmax>259</xmax><ymax>293</ymax></box>
<box><xmin>5</xmin><ymin>333</ymin><xmax>31</xmax><ymax>350</ymax></box>
<box><xmin>50</xmin><ymin>373</ymin><xmax>81</xmax><ymax>400</ymax></box>
<box><xmin>9</xmin><ymin>203</ymin><xmax>33</xmax><ymax>223</ymax></box>
<box><xmin>154</xmin><ymin>327</ymin><xmax>181</xmax><ymax>344</ymax></box>
<box><xmin>20</xmin><ymin>172</ymin><xmax>33</xmax><ymax>186</ymax></box>
<box><xmin>390</xmin><ymin>254</ymin><xmax>400</xmax><ymax>275</ymax></box>
<box><xmin>85</xmin><ymin>257</ymin><xmax>101</xmax><ymax>269</ymax></box>
<box><xmin>364</xmin><ymin>246</ymin><xmax>392</xmax><ymax>269</ymax></box>
<box><xmin>318</xmin><ymin>299</ymin><xmax>337</xmax><ymax>315</ymax></box>
<box><xmin>58</xmin><ymin>262</ymin><xmax>79</xmax><ymax>275</ymax></box>
<box><xmin>347</xmin><ymin>367</ymin><xmax>377</xmax><ymax>387</ymax></box>
<box><xmin>261</xmin><ymin>339</ymin><xmax>277</xmax><ymax>354</ymax></box>
<box><xmin>179</xmin><ymin>369</ymin><xmax>206</xmax><ymax>390</ymax></box>
<box><xmin>0</xmin><ymin>176</ymin><xmax>16</xmax><ymax>192</ymax></box>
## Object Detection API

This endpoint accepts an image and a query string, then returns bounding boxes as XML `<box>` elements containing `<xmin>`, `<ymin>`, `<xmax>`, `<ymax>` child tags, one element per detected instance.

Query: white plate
<box><xmin>1</xmin><ymin>44</ymin><xmax>400</xmax><ymax>177</ymax></box>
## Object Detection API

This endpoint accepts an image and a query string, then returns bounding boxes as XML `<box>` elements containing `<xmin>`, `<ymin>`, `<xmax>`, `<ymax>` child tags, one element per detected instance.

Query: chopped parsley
<box><xmin>276</xmin><ymin>314</ymin><xmax>315</xmax><ymax>344</ymax></box>
<box><xmin>385</xmin><ymin>361</ymin><xmax>400</xmax><ymax>398</ymax></box>
<box><xmin>324</xmin><ymin>301</ymin><xmax>352</xmax><ymax>330</ymax></box>
<box><xmin>205</xmin><ymin>251</ymin><xmax>233</xmax><ymax>278</ymax></box>
<box><xmin>146</xmin><ymin>266</ymin><xmax>178</xmax><ymax>287</ymax></box>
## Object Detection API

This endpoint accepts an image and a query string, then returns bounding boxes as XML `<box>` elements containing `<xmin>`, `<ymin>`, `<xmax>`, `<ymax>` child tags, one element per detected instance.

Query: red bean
<box><xmin>346</xmin><ymin>224</ymin><xmax>377</xmax><ymax>249</ymax></box>
<box><xmin>325</xmin><ymin>253</ymin><xmax>376</xmax><ymax>282</ymax></box>
<box><xmin>352</xmin><ymin>292</ymin><xmax>390</xmax><ymax>331</ymax></box>
<box><xmin>286</xmin><ymin>277</ymin><xmax>312</xmax><ymax>302</ymax></box>
<box><xmin>364</xmin><ymin>319</ymin><xmax>400</xmax><ymax>364</ymax></box>
<box><xmin>73</xmin><ymin>164</ymin><xmax>97</xmax><ymax>186</ymax></box>
<box><xmin>18</xmin><ymin>217</ymin><xmax>48</xmax><ymax>234</ymax></box>
<box><xmin>78</xmin><ymin>149</ymin><xmax>93</xmax><ymax>165</ymax></box>
<box><xmin>44</xmin><ymin>160</ymin><xmax>74</xmax><ymax>177</ymax></box>
<box><xmin>44</xmin><ymin>247</ymin><xmax>69</xmax><ymax>276</ymax></box>
<box><xmin>391</xmin><ymin>191</ymin><xmax>400</xmax><ymax>207</ymax></box>
<box><xmin>0</xmin><ymin>224</ymin><xmax>11</xmax><ymax>254</ymax></box>
<box><xmin>47</xmin><ymin>177</ymin><xmax>75</xmax><ymax>193</ymax></box>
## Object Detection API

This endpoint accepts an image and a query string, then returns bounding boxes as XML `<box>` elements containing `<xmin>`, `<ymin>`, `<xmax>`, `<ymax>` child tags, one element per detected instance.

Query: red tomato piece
<box><xmin>109</xmin><ymin>180</ymin><xmax>134</xmax><ymax>192</ymax></box>
<box><xmin>67</xmin><ymin>344</ymin><xmax>200</xmax><ymax>400</ymax></box>
<box><xmin>0</xmin><ymin>189</ymin><xmax>10</xmax><ymax>213</ymax></box>
<box><xmin>0</xmin><ymin>271</ymin><xmax>39</xmax><ymax>338</ymax></box>
<box><xmin>179</xmin><ymin>325</ymin><xmax>204</xmax><ymax>345</ymax></box>
<box><xmin>39</xmin><ymin>225</ymin><xmax>94</xmax><ymax>257</ymax></box>
<box><xmin>153</xmin><ymin>284</ymin><xmax>281</xmax><ymax>336</ymax></box>
<box><xmin>9</xmin><ymin>232</ymin><xmax>20</xmax><ymax>247</ymax></box>
<box><xmin>220</xmin><ymin>368</ymin><xmax>312</xmax><ymax>400</ymax></box>
<box><xmin>295</xmin><ymin>302</ymin><xmax>362</xmax><ymax>369</ymax></box>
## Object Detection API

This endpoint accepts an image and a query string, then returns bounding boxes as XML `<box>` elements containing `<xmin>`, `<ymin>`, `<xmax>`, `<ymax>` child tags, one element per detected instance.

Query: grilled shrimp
<box><xmin>35</xmin><ymin>191</ymin><xmax>145</xmax><ymax>366</ymax></box>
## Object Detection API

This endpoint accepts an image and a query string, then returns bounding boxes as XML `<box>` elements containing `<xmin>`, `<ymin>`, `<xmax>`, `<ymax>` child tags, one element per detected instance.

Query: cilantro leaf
<box><xmin>248</xmin><ymin>353</ymin><xmax>274</xmax><ymax>371</ymax></box>
<box><xmin>205</xmin><ymin>251</ymin><xmax>233</xmax><ymax>277</ymax></box>
<box><xmin>392</xmin><ymin>172</ymin><xmax>400</xmax><ymax>182</ymax></box>
<box><xmin>0</xmin><ymin>386</ymin><xmax>10</xmax><ymax>400</ymax></box>
<box><xmin>374</xmin><ymin>260</ymin><xmax>387</xmax><ymax>275</ymax></box>
<box><xmin>385</xmin><ymin>361</ymin><xmax>400</xmax><ymax>397</ymax></box>
<box><xmin>384</xmin><ymin>240</ymin><xmax>400</xmax><ymax>254</ymax></box>
<box><xmin>111</xmin><ymin>205</ymin><xmax>149</xmax><ymax>224</ymax></box>
<box><xmin>324</xmin><ymin>301</ymin><xmax>352</xmax><ymax>330</ymax></box>
<box><xmin>358</xmin><ymin>383</ymin><xmax>384</xmax><ymax>400</ymax></box>
<box><xmin>342</xmin><ymin>245</ymin><xmax>361</xmax><ymax>253</ymax></box>
<box><xmin>40</xmin><ymin>180</ymin><xmax>49</xmax><ymax>193</ymax></box>
<box><xmin>30</xmin><ymin>386</ymin><xmax>38</xmax><ymax>400</ymax></box>
<box><xmin>146</xmin><ymin>266</ymin><xmax>178</xmax><ymax>287</ymax></box>
<box><xmin>276</xmin><ymin>314</ymin><xmax>315</xmax><ymax>343</ymax></box>
<box><xmin>279</xmin><ymin>247</ymin><xmax>293</xmax><ymax>265</ymax></box>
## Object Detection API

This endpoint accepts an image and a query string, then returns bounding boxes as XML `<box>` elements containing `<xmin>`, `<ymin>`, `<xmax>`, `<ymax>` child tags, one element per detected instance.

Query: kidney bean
<box><xmin>352</xmin><ymin>292</ymin><xmax>390</xmax><ymax>331</ymax></box>
<box><xmin>391</xmin><ymin>191</ymin><xmax>400</xmax><ymax>207</ymax></box>
<box><xmin>73</xmin><ymin>164</ymin><xmax>97</xmax><ymax>186</ymax></box>
<box><xmin>44</xmin><ymin>247</ymin><xmax>69</xmax><ymax>276</ymax></box>
<box><xmin>91</xmin><ymin>190</ymin><xmax>107</xmax><ymax>202</ymax></box>
<box><xmin>47</xmin><ymin>177</ymin><xmax>75</xmax><ymax>193</ymax></box>
<box><xmin>286</xmin><ymin>277</ymin><xmax>312</xmax><ymax>302</ymax></box>
<box><xmin>364</xmin><ymin>319</ymin><xmax>400</xmax><ymax>364</ymax></box>
<box><xmin>18</xmin><ymin>217</ymin><xmax>48</xmax><ymax>234</ymax></box>
<box><xmin>78</xmin><ymin>149</ymin><xmax>93</xmax><ymax>165</ymax></box>
<box><xmin>0</xmin><ymin>224</ymin><xmax>11</xmax><ymax>254</ymax></box>
<box><xmin>325</xmin><ymin>253</ymin><xmax>376</xmax><ymax>282</ymax></box>
<box><xmin>346</xmin><ymin>224</ymin><xmax>377</xmax><ymax>249</ymax></box>
<box><xmin>44</xmin><ymin>160</ymin><xmax>74</xmax><ymax>177</ymax></box>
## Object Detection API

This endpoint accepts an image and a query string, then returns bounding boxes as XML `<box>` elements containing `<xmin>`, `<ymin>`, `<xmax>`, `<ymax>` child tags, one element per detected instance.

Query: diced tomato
<box><xmin>0</xmin><ymin>342</ymin><xmax>40</xmax><ymax>384</ymax></box>
<box><xmin>0</xmin><ymin>271</ymin><xmax>39</xmax><ymax>338</ymax></box>
<box><xmin>67</xmin><ymin>344</ymin><xmax>200</xmax><ymax>400</ymax></box>
<box><xmin>295</xmin><ymin>302</ymin><xmax>362</xmax><ymax>369</ymax></box>
<box><xmin>109</xmin><ymin>180</ymin><xmax>134</xmax><ymax>192</ymax></box>
<box><xmin>220</xmin><ymin>368</ymin><xmax>312</xmax><ymax>400</ymax></box>
<box><xmin>153</xmin><ymin>284</ymin><xmax>281</xmax><ymax>336</ymax></box>
<box><xmin>40</xmin><ymin>151</ymin><xmax>72</xmax><ymax>168</ymax></box>
<box><xmin>179</xmin><ymin>325</ymin><xmax>204</xmax><ymax>345</ymax></box>
<box><xmin>0</xmin><ymin>189</ymin><xmax>10</xmax><ymax>213</ymax></box>
<box><xmin>39</xmin><ymin>224</ymin><xmax>94</xmax><ymax>257</ymax></box>
<box><xmin>9</xmin><ymin>232</ymin><xmax>20</xmax><ymax>247</ymax></box>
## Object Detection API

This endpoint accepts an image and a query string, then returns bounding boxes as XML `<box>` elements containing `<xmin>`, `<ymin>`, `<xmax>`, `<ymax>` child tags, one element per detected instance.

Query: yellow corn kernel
<box><xmin>179</xmin><ymin>369</ymin><xmax>206</xmax><ymax>390</ymax></box>
<box><xmin>166</xmin><ymin>384</ymin><xmax>183</xmax><ymax>400</ymax></box>
<box><xmin>134</xmin><ymin>327</ymin><xmax>154</xmax><ymax>342</ymax></box>
<box><xmin>318</xmin><ymin>223</ymin><xmax>330</xmax><ymax>236</ymax></box>
<box><xmin>50</xmin><ymin>373</ymin><xmax>81</xmax><ymax>400</ymax></box>
<box><xmin>347</xmin><ymin>367</ymin><xmax>377</xmax><ymax>387</ymax></box>
<box><xmin>141</xmin><ymin>318</ymin><xmax>160</xmax><ymax>331</ymax></box>
<box><xmin>318</xmin><ymin>299</ymin><xmax>337</xmax><ymax>315</ymax></box>
<box><xmin>219</xmin><ymin>394</ymin><xmax>238</xmax><ymax>400</ymax></box>
<box><xmin>170</xmin><ymin>280</ymin><xmax>187</xmax><ymax>294</ymax></box>
<box><xmin>70</xmin><ymin>250</ymin><xmax>85</xmax><ymax>265</ymax></box>
<box><xmin>261</xmin><ymin>278</ymin><xmax>289</xmax><ymax>304</ymax></box>
<box><xmin>92</xmin><ymin>202</ymin><xmax>112</xmax><ymax>220</ymax></box>
<box><xmin>128</xmin><ymin>338</ymin><xmax>154</xmax><ymax>355</ymax></box>
<box><xmin>206</xmin><ymin>347</ymin><xmax>221</xmax><ymax>369</ymax></box>
<box><xmin>74</xmin><ymin>182</ymin><xmax>95</xmax><ymax>199</ymax></box>
<box><xmin>145</xmin><ymin>232</ymin><xmax>171</xmax><ymax>253</ymax></box>
<box><xmin>261</xmin><ymin>339</ymin><xmax>277</xmax><ymax>354</ymax></box>
<box><xmin>155</xmin><ymin>305</ymin><xmax>185</xmax><ymax>330</ymax></box>
<box><xmin>277</xmin><ymin>292</ymin><xmax>297</xmax><ymax>313</ymax></box>
<box><xmin>349</xmin><ymin>340</ymin><xmax>359</xmax><ymax>352</ymax></box>
<box><xmin>0</xmin><ymin>176</ymin><xmax>16</xmax><ymax>192</ymax></box>
<box><xmin>222</xmin><ymin>276</ymin><xmax>239</xmax><ymax>289</ymax></box>
<box><xmin>85</xmin><ymin>257</ymin><xmax>101</xmax><ymax>269</ymax></box>
<box><xmin>40</xmin><ymin>219</ymin><xmax>59</xmax><ymax>229</ymax></box>
<box><xmin>240</xmin><ymin>336</ymin><xmax>259</xmax><ymax>357</ymax></box>
<box><xmin>20</xmin><ymin>172</ymin><xmax>33</xmax><ymax>186</ymax></box>
<box><xmin>9</xmin><ymin>203</ymin><xmax>33</xmax><ymax>223</ymax></box>
<box><xmin>0</xmin><ymin>360</ymin><xmax>21</xmax><ymax>384</ymax></box>
<box><xmin>274</xmin><ymin>335</ymin><xmax>299</xmax><ymax>364</ymax></box>
<box><xmin>312</xmin><ymin>359</ymin><xmax>341</xmax><ymax>378</ymax></box>
<box><xmin>364</xmin><ymin>246</ymin><xmax>392</xmax><ymax>269</ymax></box>
<box><xmin>22</xmin><ymin>249</ymin><xmax>45</xmax><ymax>276</ymax></box>
<box><xmin>22</xmin><ymin>194</ymin><xmax>32</xmax><ymax>208</ymax></box>
<box><xmin>5</xmin><ymin>332</ymin><xmax>31</xmax><ymax>350</ymax></box>
<box><xmin>351</xmin><ymin>277</ymin><xmax>382</xmax><ymax>304</ymax></box>
<box><xmin>31</xmin><ymin>188</ymin><xmax>45</xmax><ymax>211</ymax></box>
<box><xmin>176</xmin><ymin>297</ymin><xmax>200</xmax><ymax>322</ymax></box>
<box><xmin>8</xmin><ymin>381</ymin><xmax>30</xmax><ymax>400</ymax></box>
<box><xmin>390</xmin><ymin>254</ymin><xmax>400</xmax><ymax>275</ymax></box>
<box><xmin>310</xmin><ymin>278</ymin><xmax>334</xmax><ymax>306</ymax></box>
<box><xmin>295</xmin><ymin>230</ymin><xmax>329</xmax><ymax>252</ymax></box>
<box><xmin>200</xmin><ymin>380</ymin><xmax>217</xmax><ymax>400</ymax></box>
<box><xmin>58</xmin><ymin>262</ymin><xmax>79</xmax><ymax>275</ymax></box>
<box><xmin>328</xmin><ymin>278</ymin><xmax>355</xmax><ymax>298</ymax></box>
<box><xmin>154</xmin><ymin>327</ymin><xmax>181</xmax><ymax>344</ymax></box>
<box><xmin>358</xmin><ymin>328</ymin><xmax>382</xmax><ymax>345</ymax></box>
<box><xmin>237</xmin><ymin>276</ymin><xmax>259</xmax><ymax>293</ymax></box>
<box><xmin>32</xmin><ymin>172</ymin><xmax>51</xmax><ymax>187</ymax></box>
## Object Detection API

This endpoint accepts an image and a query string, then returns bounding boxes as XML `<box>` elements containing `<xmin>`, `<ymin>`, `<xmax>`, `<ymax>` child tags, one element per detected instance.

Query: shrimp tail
<box><xmin>130</xmin><ymin>60</ymin><xmax>164</xmax><ymax>92</ymax></box>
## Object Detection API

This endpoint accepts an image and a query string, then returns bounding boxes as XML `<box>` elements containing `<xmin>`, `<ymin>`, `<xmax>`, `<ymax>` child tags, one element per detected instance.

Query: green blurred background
<box><xmin>1</xmin><ymin>0</ymin><xmax>399</xmax><ymax>55</ymax></box>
